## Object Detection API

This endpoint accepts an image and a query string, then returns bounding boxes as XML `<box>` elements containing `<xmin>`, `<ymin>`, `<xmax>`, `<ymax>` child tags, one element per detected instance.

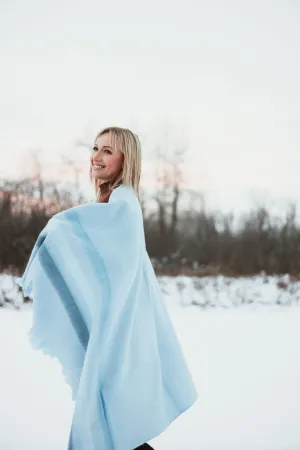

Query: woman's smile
<box><xmin>92</xmin><ymin>164</ymin><xmax>105</xmax><ymax>170</ymax></box>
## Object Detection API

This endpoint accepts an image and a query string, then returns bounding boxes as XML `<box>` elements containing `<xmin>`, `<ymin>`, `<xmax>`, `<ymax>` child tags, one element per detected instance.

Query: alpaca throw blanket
<box><xmin>17</xmin><ymin>185</ymin><xmax>198</xmax><ymax>450</ymax></box>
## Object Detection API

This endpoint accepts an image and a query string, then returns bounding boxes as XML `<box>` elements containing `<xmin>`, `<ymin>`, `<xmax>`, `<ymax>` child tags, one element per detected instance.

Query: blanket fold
<box><xmin>17</xmin><ymin>185</ymin><xmax>198</xmax><ymax>450</ymax></box>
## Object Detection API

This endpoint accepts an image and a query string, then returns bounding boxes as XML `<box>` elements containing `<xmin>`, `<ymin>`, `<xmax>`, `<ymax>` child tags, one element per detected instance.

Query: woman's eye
<box><xmin>92</xmin><ymin>147</ymin><xmax>111</xmax><ymax>154</ymax></box>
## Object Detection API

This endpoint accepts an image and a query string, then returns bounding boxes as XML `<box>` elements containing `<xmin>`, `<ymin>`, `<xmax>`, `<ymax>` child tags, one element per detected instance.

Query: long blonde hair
<box><xmin>90</xmin><ymin>126</ymin><xmax>142</xmax><ymax>203</ymax></box>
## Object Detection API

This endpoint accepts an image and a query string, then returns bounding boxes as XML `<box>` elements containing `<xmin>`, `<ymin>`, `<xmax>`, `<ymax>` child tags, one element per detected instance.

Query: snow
<box><xmin>3</xmin><ymin>272</ymin><xmax>300</xmax><ymax>310</ymax></box>
<box><xmin>1</xmin><ymin>275</ymin><xmax>300</xmax><ymax>449</ymax></box>
<box><xmin>158</xmin><ymin>273</ymin><xmax>300</xmax><ymax>308</ymax></box>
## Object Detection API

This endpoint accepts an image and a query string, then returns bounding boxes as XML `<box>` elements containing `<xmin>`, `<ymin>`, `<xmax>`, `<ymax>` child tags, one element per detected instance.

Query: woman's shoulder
<box><xmin>109</xmin><ymin>184</ymin><xmax>136</xmax><ymax>203</ymax></box>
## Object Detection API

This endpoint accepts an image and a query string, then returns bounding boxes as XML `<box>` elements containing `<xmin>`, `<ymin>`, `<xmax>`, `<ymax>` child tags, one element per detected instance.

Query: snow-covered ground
<box><xmin>1</xmin><ymin>275</ymin><xmax>300</xmax><ymax>449</ymax></box>
<box><xmin>2</xmin><ymin>272</ymin><xmax>300</xmax><ymax>309</ymax></box>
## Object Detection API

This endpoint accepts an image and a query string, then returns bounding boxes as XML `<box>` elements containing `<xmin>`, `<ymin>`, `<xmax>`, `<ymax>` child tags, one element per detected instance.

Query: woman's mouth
<box><xmin>93</xmin><ymin>165</ymin><xmax>105</xmax><ymax>169</ymax></box>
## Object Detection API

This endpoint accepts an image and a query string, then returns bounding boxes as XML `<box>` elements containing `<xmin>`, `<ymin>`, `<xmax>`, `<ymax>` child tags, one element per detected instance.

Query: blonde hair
<box><xmin>89</xmin><ymin>126</ymin><xmax>142</xmax><ymax>203</ymax></box>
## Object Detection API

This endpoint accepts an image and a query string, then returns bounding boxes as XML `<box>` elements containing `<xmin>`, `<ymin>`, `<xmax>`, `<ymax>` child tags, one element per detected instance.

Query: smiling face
<box><xmin>91</xmin><ymin>132</ymin><xmax>124</xmax><ymax>183</ymax></box>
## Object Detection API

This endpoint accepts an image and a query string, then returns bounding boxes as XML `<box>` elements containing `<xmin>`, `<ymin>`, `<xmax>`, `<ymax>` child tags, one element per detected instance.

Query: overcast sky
<box><xmin>1</xmin><ymin>0</ymin><xmax>299</xmax><ymax>212</ymax></box>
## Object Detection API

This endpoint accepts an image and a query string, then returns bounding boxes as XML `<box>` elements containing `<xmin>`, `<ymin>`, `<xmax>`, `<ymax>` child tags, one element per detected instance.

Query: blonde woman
<box><xmin>18</xmin><ymin>127</ymin><xmax>198</xmax><ymax>450</ymax></box>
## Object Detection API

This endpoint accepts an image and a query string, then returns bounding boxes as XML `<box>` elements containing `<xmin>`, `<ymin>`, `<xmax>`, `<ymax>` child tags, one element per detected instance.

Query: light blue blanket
<box><xmin>17</xmin><ymin>185</ymin><xmax>198</xmax><ymax>450</ymax></box>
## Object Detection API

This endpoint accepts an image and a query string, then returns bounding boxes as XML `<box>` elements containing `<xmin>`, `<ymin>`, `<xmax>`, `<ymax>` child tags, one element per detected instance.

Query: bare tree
<box><xmin>61</xmin><ymin>155</ymin><xmax>86</xmax><ymax>204</ymax></box>
<box><xmin>149</xmin><ymin>125</ymin><xmax>188</xmax><ymax>259</ymax></box>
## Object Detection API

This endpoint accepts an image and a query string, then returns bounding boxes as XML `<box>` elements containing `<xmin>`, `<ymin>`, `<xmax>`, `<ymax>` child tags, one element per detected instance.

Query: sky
<box><xmin>0</xmin><ymin>0</ymin><xmax>300</xmax><ymax>213</ymax></box>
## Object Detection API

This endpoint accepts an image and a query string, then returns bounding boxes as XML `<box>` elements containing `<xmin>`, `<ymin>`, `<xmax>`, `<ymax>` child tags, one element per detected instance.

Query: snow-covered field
<box><xmin>1</xmin><ymin>275</ymin><xmax>300</xmax><ymax>449</ymax></box>
<box><xmin>2</xmin><ymin>272</ymin><xmax>300</xmax><ymax>309</ymax></box>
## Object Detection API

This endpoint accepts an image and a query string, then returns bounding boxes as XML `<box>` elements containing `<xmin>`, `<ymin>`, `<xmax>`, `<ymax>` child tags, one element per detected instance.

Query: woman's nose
<box><xmin>92</xmin><ymin>151</ymin><xmax>102</xmax><ymax>162</ymax></box>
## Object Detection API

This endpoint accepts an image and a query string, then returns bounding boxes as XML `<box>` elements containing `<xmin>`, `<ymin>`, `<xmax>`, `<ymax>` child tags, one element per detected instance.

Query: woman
<box><xmin>18</xmin><ymin>126</ymin><xmax>198</xmax><ymax>450</ymax></box>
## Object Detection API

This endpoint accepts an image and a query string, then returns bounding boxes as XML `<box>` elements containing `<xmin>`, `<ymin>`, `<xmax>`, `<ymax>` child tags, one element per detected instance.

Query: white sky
<box><xmin>1</xmin><ymin>0</ymin><xmax>300</xmax><ymax>213</ymax></box>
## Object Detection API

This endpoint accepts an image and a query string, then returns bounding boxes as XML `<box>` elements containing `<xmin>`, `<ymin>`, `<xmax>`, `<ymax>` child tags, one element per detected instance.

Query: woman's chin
<box><xmin>93</xmin><ymin>174</ymin><xmax>106</xmax><ymax>182</ymax></box>
<box><xmin>92</xmin><ymin>173</ymin><xmax>115</xmax><ymax>184</ymax></box>
<box><xmin>97</xmin><ymin>178</ymin><xmax>110</xmax><ymax>185</ymax></box>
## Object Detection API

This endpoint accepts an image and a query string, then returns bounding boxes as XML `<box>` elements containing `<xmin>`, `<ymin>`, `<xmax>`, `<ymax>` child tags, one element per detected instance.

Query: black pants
<box><xmin>134</xmin><ymin>444</ymin><xmax>154</xmax><ymax>450</ymax></box>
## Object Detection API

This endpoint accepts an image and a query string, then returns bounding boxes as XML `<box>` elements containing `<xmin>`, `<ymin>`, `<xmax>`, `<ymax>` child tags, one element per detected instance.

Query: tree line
<box><xmin>1</xmin><ymin>175</ymin><xmax>300</xmax><ymax>277</ymax></box>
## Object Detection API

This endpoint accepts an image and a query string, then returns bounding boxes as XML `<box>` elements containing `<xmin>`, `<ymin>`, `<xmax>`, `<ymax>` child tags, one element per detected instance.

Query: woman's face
<box><xmin>91</xmin><ymin>133</ymin><xmax>123</xmax><ymax>182</ymax></box>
